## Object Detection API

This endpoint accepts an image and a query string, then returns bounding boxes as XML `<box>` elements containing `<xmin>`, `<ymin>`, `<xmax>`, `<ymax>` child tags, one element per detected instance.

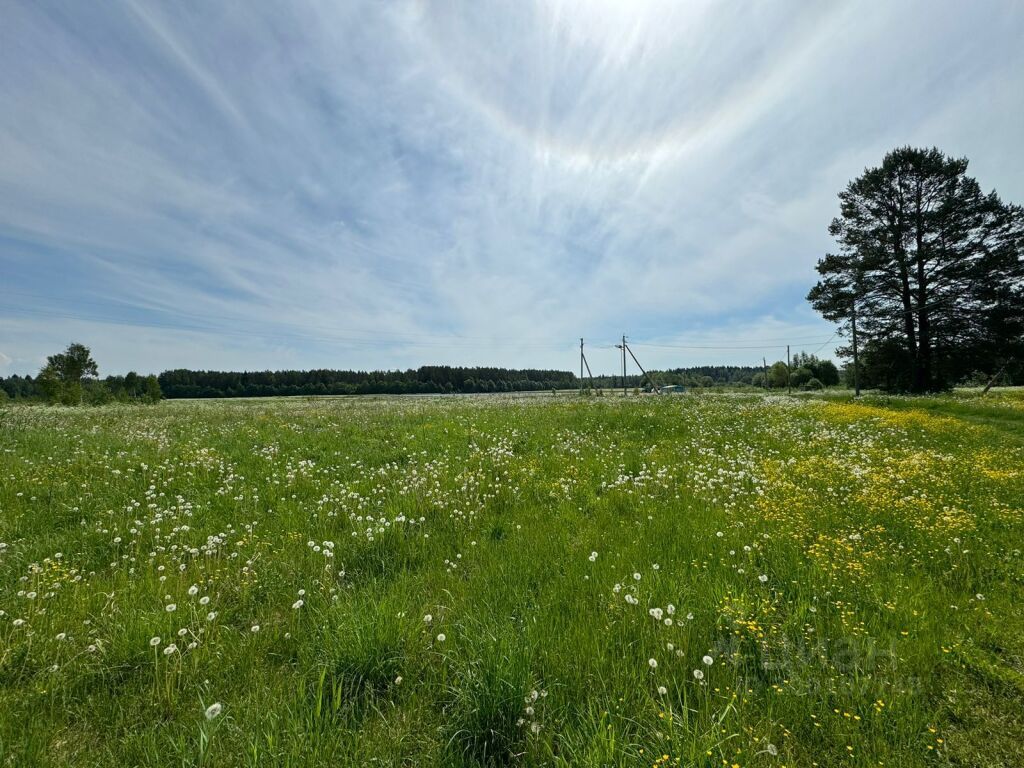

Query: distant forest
<box><xmin>2</xmin><ymin>363</ymin><xmax>780</xmax><ymax>400</ymax></box>
<box><xmin>8</xmin><ymin>348</ymin><xmax>1014</xmax><ymax>403</ymax></box>
<box><xmin>156</xmin><ymin>367</ymin><xmax>576</xmax><ymax>398</ymax></box>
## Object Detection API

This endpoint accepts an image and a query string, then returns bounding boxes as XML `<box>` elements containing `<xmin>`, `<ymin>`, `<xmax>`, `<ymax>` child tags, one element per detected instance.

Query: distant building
<box><xmin>658</xmin><ymin>384</ymin><xmax>686</xmax><ymax>394</ymax></box>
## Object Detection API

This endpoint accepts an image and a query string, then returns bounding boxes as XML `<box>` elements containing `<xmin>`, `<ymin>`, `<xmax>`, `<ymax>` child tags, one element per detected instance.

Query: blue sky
<box><xmin>2</xmin><ymin>1</ymin><xmax>1023</xmax><ymax>376</ymax></box>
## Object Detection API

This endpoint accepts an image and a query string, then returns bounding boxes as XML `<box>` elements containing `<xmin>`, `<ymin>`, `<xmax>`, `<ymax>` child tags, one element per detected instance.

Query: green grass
<box><xmin>1</xmin><ymin>391</ymin><xmax>1023</xmax><ymax>766</ymax></box>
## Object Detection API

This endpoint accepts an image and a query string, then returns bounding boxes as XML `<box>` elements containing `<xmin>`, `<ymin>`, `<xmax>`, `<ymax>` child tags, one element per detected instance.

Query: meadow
<box><xmin>1</xmin><ymin>391</ymin><xmax>1023</xmax><ymax>767</ymax></box>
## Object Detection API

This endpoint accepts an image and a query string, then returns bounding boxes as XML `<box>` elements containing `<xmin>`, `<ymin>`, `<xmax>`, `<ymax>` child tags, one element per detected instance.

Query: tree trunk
<box><xmin>914</xmin><ymin>182</ymin><xmax>932</xmax><ymax>391</ymax></box>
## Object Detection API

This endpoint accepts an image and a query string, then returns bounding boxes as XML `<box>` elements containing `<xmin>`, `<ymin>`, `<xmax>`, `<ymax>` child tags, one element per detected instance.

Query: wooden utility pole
<box><xmin>762</xmin><ymin>357</ymin><xmax>769</xmax><ymax>391</ymax></box>
<box><xmin>786</xmin><ymin>345</ymin><xmax>792</xmax><ymax>395</ymax></box>
<box><xmin>579</xmin><ymin>338</ymin><xmax>584</xmax><ymax>394</ymax></box>
<box><xmin>851</xmin><ymin>301</ymin><xmax>861</xmax><ymax>397</ymax></box>
<box><xmin>581</xmin><ymin>345</ymin><xmax>595</xmax><ymax>391</ymax></box>
<box><xmin>621</xmin><ymin>334</ymin><xmax>627</xmax><ymax>396</ymax></box>
<box><xmin>624</xmin><ymin>341</ymin><xmax>657</xmax><ymax>393</ymax></box>
<box><xmin>978</xmin><ymin>362</ymin><xmax>1003</xmax><ymax>393</ymax></box>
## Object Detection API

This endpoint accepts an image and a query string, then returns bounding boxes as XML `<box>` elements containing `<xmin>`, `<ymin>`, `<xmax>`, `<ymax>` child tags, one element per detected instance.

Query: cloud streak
<box><xmin>1</xmin><ymin>0</ymin><xmax>1022</xmax><ymax>375</ymax></box>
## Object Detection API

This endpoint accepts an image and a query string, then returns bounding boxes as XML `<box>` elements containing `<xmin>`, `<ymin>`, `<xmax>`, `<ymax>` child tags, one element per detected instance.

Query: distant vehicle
<box><xmin>658</xmin><ymin>384</ymin><xmax>687</xmax><ymax>394</ymax></box>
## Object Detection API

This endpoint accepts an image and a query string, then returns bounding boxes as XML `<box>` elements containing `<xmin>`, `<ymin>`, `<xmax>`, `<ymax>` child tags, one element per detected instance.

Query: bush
<box><xmin>790</xmin><ymin>367</ymin><xmax>814</xmax><ymax>388</ymax></box>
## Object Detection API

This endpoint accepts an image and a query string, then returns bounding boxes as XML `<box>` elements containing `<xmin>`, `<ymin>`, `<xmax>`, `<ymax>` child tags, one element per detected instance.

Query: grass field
<box><xmin>2</xmin><ymin>391</ymin><xmax>1023</xmax><ymax>767</ymax></box>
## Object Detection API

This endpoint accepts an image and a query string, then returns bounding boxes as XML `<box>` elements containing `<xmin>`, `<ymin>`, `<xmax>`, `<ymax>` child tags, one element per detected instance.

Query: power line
<box><xmin>629</xmin><ymin>339</ymin><xmax>834</xmax><ymax>351</ymax></box>
<box><xmin>810</xmin><ymin>331</ymin><xmax>839</xmax><ymax>356</ymax></box>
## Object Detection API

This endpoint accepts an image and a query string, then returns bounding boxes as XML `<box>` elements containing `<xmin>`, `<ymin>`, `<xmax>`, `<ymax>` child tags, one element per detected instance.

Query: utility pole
<box><xmin>581</xmin><ymin>344</ymin><xmax>595</xmax><ymax>391</ymax></box>
<box><xmin>762</xmin><ymin>357</ymin><xmax>768</xmax><ymax>391</ymax></box>
<box><xmin>624</xmin><ymin>340</ymin><xmax>657</xmax><ymax>393</ymax></box>
<box><xmin>616</xmin><ymin>334</ymin><xmax>627</xmax><ymax>396</ymax></box>
<box><xmin>851</xmin><ymin>300</ymin><xmax>861</xmax><ymax>397</ymax></box>
<box><xmin>786</xmin><ymin>345</ymin><xmax>792</xmax><ymax>395</ymax></box>
<box><xmin>580</xmin><ymin>338</ymin><xmax>584</xmax><ymax>394</ymax></box>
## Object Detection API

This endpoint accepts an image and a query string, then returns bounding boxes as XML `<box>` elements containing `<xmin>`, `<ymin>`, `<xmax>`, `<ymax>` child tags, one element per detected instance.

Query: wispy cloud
<box><xmin>1</xmin><ymin>0</ymin><xmax>1022</xmax><ymax>375</ymax></box>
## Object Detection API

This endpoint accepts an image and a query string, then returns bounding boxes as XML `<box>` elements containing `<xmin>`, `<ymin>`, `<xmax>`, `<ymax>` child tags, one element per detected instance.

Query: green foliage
<box><xmin>36</xmin><ymin>342</ymin><xmax>98</xmax><ymax>404</ymax></box>
<box><xmin>767</xmin><ymin>361</ymin><xmax>789</xmax><ymax>388</ymax></box>
<box><xmin>791</xmin><ymin>352</ymin><xmax>839</xmax><ymax>386</ymax></box>
<box><xmin>144</xmin><ymin>375</ymin><xmax>162</xmax><ymax>403</ymax></box>
<box><xmin>790</xmin><ymin>367</ymin><xmax>814</xmax><ymax>388</ymax></box>
<box><xmin>809</xmin><ymin>146</ymin><xmax>1024</xmax><ymax>392</ymax></box>
<box><xmin>158</xmin><ymin>366</ymin><xmax>576</xmax><ymax>398</ymax></box>
<box><xmin>2</xmin><ymin>392</ymin><xmax>1024</xmax><ymax>765</ymax></box>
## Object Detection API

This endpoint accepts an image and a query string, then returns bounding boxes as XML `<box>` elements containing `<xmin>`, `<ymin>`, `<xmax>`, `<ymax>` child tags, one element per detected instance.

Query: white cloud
<box><xmin>1</xmin><ymin>1</ymin><xmax>1021</xmax><ymax>375</ymax></box>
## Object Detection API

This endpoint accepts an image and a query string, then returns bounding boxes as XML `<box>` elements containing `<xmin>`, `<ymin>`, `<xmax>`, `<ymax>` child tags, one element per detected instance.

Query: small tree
<box><xmin>767</xmin><ymin>361</ymin><xmax>789</xmax><ymax>388</ymax></box>
<box><xmin>790</xmin><ymin>367</ymin><xmax>814</xmax><ymax>388</ymax></box>
<box><xmin>814</xmin><ymin>360</ymin><xmax>840</xmax><ymax>387</ymax></box>
<box><xmin>39</xmin><ymin>343</ymin><xmax>99</xmax><ymax>404</ymax></box>
<box><xmin>144</xmin><ymin>375</ymin><xmax>163</xmax><ymax>403</ymax></box>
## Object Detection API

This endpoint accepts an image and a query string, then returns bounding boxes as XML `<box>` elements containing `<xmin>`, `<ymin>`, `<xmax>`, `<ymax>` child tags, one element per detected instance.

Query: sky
<box><xmin>1</xmin><ymin>0</ymin><xmax>1023</xmax><ymax>376</ymax></box>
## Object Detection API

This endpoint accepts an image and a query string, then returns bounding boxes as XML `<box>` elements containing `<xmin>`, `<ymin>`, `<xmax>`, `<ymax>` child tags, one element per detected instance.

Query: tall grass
<box><xmin>1</xmin><ymin>391</ymin><xmax>1022</xmax><ymax>766</ymax></box>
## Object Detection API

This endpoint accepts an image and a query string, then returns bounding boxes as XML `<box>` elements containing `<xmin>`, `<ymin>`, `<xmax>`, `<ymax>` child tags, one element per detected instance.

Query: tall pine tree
<box><xmin>809</xmin><ymin>147</ymin><xmax>1024</xmax><ymax>392</ymax></box>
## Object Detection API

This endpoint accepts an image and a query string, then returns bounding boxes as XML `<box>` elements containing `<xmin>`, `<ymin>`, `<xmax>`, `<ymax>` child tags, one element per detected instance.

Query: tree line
<box><xmin>3</xmin><ymin>349</ymin><xmax>849</xmax><ymax>404</ymax></box>
<box><xmin>155</xmin><ymin>366</ymin><xmax>577</xmax><ymax>398</ymax></box>
<box><xmin>0</xmin><ymin>343</ymin><xmax>161</xmax><ymax>404</ymax></box>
